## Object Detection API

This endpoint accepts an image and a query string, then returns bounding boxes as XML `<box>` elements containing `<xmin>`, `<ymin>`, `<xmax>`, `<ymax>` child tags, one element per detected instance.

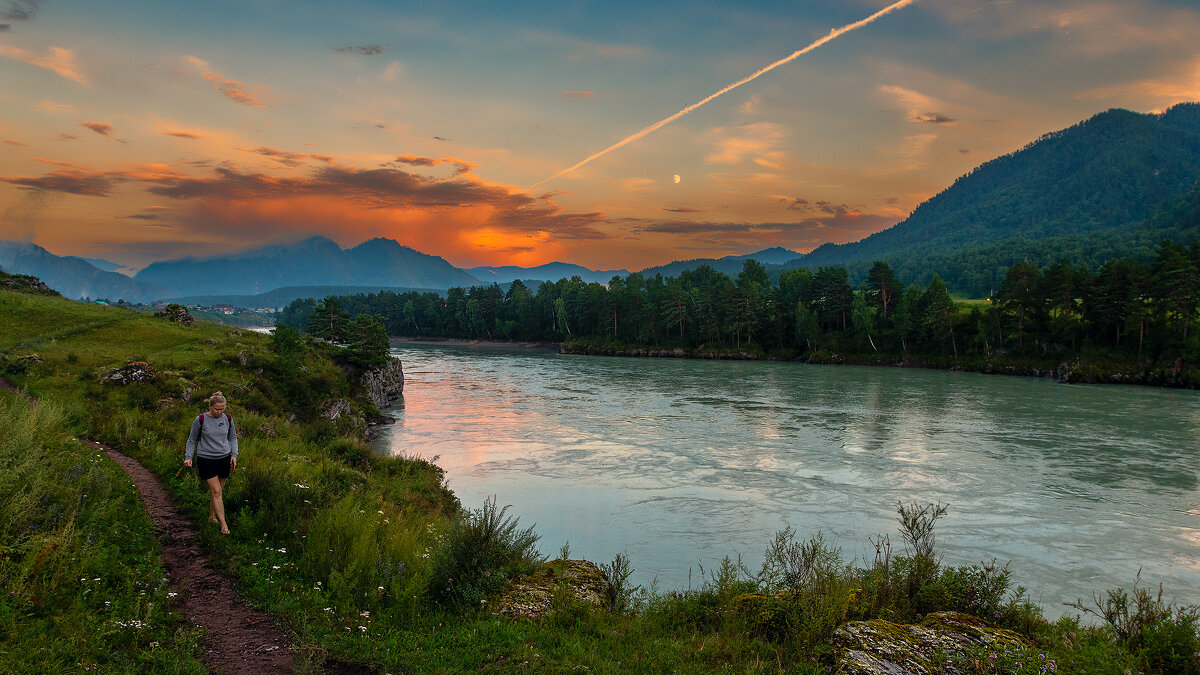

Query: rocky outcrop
<box><xmin>832</xmin><ymin>611</ymin><xmax>1028</xmax><ymax>675</ymax></box>
<box><xmin>492</xmin><ymin>560</ymin><xmax>610</xmax><ymax>620</ymax></box>
<box><xmin>320</xmin><ymin>398</ymin><xmax>351</xmax><ymax>419</ymax></box>
<box><xmin>362</xmin><ymin>357</ymin><xmax>404</xmax><ymax>409</ymax></box>
<box><xmin>102</xmin><ymin>361</ymin><xmax>156</xmax><ymax>385</ymax></box>
<box><xmin>154</xmin><ymin>303</ymin><xmax>195</xmax><ymax>326</ymax></box>
<box><xmin>0</xmin><ymin>270</ymin><xmax>60</xmax><ymax>296</ymax></box>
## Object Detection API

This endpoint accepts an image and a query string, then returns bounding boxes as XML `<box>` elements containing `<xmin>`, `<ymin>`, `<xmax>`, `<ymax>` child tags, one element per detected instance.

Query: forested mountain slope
<box><xmin>792</xmin><ymin>104</ymin><xmax>1200</xmax><ymax>295</ymax></box>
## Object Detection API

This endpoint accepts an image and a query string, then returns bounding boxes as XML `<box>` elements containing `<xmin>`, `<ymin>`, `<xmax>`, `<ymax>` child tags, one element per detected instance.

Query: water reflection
<box><xmin>372</xmin><ymin>344</ymin><xmax>1200</xmax><ymax>614</ymax></box>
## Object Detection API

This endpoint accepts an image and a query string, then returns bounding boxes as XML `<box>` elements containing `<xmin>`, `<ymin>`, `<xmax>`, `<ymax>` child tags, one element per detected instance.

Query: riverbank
<box><xmin>558</xmin><ymin>338</ymin><xmax>1200</xmax><ymax>388</ymax></box>
<box><xmin>391</xmin><ymin>335</ymin><xmax>561</xmax><ymax>351</ymax></box>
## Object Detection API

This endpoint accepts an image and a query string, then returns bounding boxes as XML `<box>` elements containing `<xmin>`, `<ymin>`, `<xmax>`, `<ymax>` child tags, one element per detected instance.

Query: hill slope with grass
<box><xmin>2</xmin><ymin>284</ymin><xmax>1198</xmax><ymax>673</ymax></box>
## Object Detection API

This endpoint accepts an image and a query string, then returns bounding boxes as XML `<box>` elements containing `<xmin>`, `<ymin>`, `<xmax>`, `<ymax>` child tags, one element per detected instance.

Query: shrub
<box><xmin>1069</xmin><ymin>575</ymin><xmax>1200</xmax><ymax>675</ymax></box>
<box><xmin>748</xmin><ymin>528</ymin><xmax>853</xmax><ymax>648</ymax></box>
<box><xmin>427</xmin><ymin>496</ymin><xmax>544</xmax><ymax>607</ymax></box>
<box><xmin>599</xmin><ymin>552</ymin><xmax>638</xmax><ymax>612</ymax></box>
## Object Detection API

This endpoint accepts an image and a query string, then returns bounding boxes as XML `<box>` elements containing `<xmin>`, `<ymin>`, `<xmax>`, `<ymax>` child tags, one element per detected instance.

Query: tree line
<box><xmin>279</xmin><ymin>239</ymin><xmax>1199</xmax><ymax>367</ymax></box>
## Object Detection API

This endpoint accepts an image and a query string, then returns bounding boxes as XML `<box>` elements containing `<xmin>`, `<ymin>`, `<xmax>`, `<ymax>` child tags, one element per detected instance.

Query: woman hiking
<box><xmin>184</xmin><ymin>391</ymin><xmax>239</xmax><ymax>534</ymax></box>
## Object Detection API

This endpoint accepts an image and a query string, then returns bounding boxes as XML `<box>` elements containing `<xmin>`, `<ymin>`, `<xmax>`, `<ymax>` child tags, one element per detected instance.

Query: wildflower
<box><xmin>324</xmin><ymin>607</ymin><xmax>332</xmax><ymax>611</ymax></box>
<box><xmin>168</xmin><ymin>592</ymin><xmax>178</xmax><ymax>598</ymax></box>
<box><xmin>359</xmin><ymin>626</ymin><xmax>367</xmax><ymax>632</ymax></box>
<box><xmin>378</xmin><ymin>586</ymin><xmax>384</xmax><ymax>590</ymax></box>
<box><xmin>272</xmin><ymin>566</ymin><xmax>280</xmax><ymax>570</ymax></box>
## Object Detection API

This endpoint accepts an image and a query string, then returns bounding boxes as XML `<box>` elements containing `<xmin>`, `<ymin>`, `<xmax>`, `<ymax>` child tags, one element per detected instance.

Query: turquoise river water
<box><xmin>370</xmin><ymin>343</ymin><xmax>1200</xmax><ymax>613</ymax></box>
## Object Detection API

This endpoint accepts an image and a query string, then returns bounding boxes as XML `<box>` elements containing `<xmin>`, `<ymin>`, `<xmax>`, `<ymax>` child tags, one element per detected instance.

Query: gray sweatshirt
<box><xmin>185</xmin><ymin>413</ymin><xmax>239</xmax><ymax>461</ymax></box>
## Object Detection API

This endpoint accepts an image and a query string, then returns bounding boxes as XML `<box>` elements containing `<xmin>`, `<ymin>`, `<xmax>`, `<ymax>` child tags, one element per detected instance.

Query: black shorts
<box><xmin>197</xmin><ymin>454</ymin><xmax>232</xmax><ymax>480</ymax></box>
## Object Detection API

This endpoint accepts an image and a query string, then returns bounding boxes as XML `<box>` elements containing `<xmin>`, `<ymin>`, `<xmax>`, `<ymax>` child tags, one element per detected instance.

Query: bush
<box><xmin>427</xmin><ymin>496</ymin><xmax>544</xmax><ymax>607</ymax></box>
<box><xmin>1069</xmin><ymin>575</ymin><xmax>1200</xmax><ymax>674</ymax></box>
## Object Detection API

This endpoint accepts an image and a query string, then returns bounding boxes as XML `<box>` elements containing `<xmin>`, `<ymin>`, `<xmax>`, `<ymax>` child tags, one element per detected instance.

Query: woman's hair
<box><xmin>208</xmin><ymin>391</ymin><xmax>226</xmax><ymax>406</ymax></box>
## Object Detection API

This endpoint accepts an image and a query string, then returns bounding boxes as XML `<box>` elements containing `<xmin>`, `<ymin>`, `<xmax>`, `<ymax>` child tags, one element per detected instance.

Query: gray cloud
<box><xmin>0</xmin><ymin>0</ymin><xmax>39</xmax><ymax>21</ymax></box>
<box><xmin>787</xmin><ymin>198</ymin><xmax>856</xmax><ymax>216</ymax></box>
<box><xmin>82</xmin><ymin>121</ymin><xmax>116</xmax><ymax>138</ymax></box>
<box><xmin>3</xmin><ymin>171</ymin><xmax>120</xmax><ymax>196</ymax></box>
<box><xmin>664</xmin><ymin>207</ymin><xmax>702</xmax><ymax>213</ymax></box>
<box><xmin>252</xmin><ymin>146</ymin><xmax>334</xmax><ymax>167</ymax></box>
<box><xmin>914</xmin><ymin>111</ymin><xmax>956</xmax><ymax>124</ymax></box>
<box><xmin>332</xmin><ymin>45</ymin><xmax>383</xmax><ymax>56</ymax></box>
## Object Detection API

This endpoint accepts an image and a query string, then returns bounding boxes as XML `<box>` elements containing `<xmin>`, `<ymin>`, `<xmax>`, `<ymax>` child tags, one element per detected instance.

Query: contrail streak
<box><xmin>530</xmin><ymin>0</ymin><xmax>918</xmax><ymax>190</ymax></box>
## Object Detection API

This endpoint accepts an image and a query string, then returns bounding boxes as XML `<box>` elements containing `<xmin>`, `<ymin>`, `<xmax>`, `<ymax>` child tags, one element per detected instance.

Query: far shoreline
<box><xmin>390</xmin><ymin>336</ymin><xmax>561</xmax><ymax>351</ymax></box>
<box><xmin>386</xmin><ymin>335</ymin><xmax>1198</xmax><ymax>389</ymax></box>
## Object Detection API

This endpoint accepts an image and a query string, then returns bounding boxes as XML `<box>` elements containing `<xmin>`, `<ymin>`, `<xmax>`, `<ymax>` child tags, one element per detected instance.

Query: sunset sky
<box><xmin>3</xmin><ymin>0</ymin><xmax>1199</xmax><ymax>272</ymax></box>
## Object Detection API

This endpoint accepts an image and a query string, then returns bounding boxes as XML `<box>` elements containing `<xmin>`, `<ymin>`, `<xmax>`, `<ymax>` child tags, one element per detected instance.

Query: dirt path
<box><xmin>82</xmin><ymin>438</ymin><xmax>297</xmax><ymax>674</ymax></box>
<box><xmin>1</xmin><ymin>377</ymin><xmax>296</xmax><ymax>674</ymax></box>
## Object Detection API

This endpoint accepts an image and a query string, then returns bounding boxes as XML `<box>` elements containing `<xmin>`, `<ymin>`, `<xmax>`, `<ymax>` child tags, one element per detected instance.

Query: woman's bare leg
<box><xmin>206</xmin><ymin>475</ymin><xmax>230</xmax><ymax>534</ymax></box>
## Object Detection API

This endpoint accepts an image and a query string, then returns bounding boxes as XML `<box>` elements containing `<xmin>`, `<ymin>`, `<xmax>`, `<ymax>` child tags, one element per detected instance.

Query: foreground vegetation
<box><xmin>280</xmin><ymin>240</ymin><xmax>1200</xmax><ymax>387</ymax></box>
<box><xmin>3</xmin><ymin>287</ymin><xmax>1198</xmax><ymax>672</ymax></box>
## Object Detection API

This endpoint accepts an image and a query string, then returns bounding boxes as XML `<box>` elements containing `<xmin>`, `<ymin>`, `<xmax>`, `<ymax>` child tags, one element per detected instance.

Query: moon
<box><xmin>673</xmin><ymin>174</ymin><xmax>681</xmax><ymax>184</ymax></box>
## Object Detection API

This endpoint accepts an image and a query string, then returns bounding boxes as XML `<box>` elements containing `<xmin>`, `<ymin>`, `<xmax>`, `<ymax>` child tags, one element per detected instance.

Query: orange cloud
<box><xmin>0</xmin><ymin>44</ymin><xmax>88</xmax><ymax>84</ymax></box>
<box><xmin>3</xmin><ymin>139</ymin><xmax>26</xmax><ymax>147</ymax></box>
<box><xmin>704</xmin><ymin>123</ymin><xmax>788</xmax><ymax>169</ymax></box>
<box><xmin>389</xmin><ymin>154</ymin><xmax>478</xmax><ymax>176</ymax></box>
<box><xmin>878</xmin><ymin>85</ymin><xmax>957</xmax><ymax>124</ymax></box>
<box><xmin>203</xmin><ymin>72</ymin><xmax>270</xmax><ymax>108</ymax></box>
<box><xmin>563</xmin><ymin>91</ymin><xmax>597</xmax><ymax>99</ymax></box>
<box><xmin>1</xmin><ymin>159</ymin><xmax>608</xmax><ymax>266</ymax></box>
<box><xmin>165</xmin><ymin>131</ymin><xmax>201</xmax><ymax>139</ymax></box>
<box><xmin>35</xmin><ymin>101</ymin><xmax>76</xmax><ymax>114</ymax></box>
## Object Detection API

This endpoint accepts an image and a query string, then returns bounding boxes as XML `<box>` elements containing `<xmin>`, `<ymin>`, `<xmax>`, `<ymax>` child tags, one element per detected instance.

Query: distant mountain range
<box><xmin>71</xmin><ymin>256</ymin><xmax>126</xmax><ymax>273</ymax></box>
<box><xmin>0</xmin><ymin>241</ymin><xmax>177</xmax><ymax>303</ymax></box>
<box><xmin>466</xmin><ymin>262</ymin><xmax>629</xmax><ymax>285</ymax></box>
<box><xmin>173</xmin><ymin>285</ymin><xmax>448</xmax><ymax>310</ymax></box>
<box><xmin>133</xmin><ymin>236</ymin><xmax>479</xmax><ymax>297</ymax></box>
<box><xmin>639</xmin><ymin>247</ymin><xmax>803</xmax><ymax>279</ymax></box>
<box><xmin>4</xmin><ymin>103</ymin><xmax>1199</xmax><ymax>302</ymax></box>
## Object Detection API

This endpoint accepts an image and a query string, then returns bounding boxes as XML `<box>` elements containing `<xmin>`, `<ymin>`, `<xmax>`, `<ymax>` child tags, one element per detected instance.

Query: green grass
<box><xmin>2</xmin><ymin>287</ymin><xmax>1198</xmax><ymax>673</ymax></box>
<box><xmin>0</xmin><ymin>394</ymin><xmax>206</xmax><ymax>673</ymax></box>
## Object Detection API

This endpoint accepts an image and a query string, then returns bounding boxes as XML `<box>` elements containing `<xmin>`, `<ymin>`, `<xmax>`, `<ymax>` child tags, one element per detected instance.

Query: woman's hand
<box><xmin>231</xmin><ymin>456</ymin><xmax>238</xmax><ymax>469</ymax></box>
<box><xmin>184</xmin><ymin>459</ymin><xmax>192</xmax><ymax>468</ymax></box>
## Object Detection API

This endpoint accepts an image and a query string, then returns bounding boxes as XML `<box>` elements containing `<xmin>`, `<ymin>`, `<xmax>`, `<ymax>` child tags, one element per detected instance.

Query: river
<box><xmin>370</xmin><ymin>343</ymin><xmax>1200</xmax><ymax>613</ymax></box>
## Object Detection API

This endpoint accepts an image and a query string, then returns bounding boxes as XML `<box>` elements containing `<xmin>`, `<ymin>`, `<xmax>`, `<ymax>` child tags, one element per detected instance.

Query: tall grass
<box><xmin>0</xmin><ymin>394</ymin><xmax>205</xmax><ymax>673</ymax></box>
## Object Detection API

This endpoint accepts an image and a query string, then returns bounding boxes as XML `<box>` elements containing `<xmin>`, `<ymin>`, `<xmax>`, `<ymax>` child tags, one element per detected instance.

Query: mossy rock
<box><xmin>101</xmin><ymin>361</ymin><xmax>156</xmax><ymax>385</ymax></box>
<box><xmin>491</xmin><ymin>560</ymin><xmax>610</xmax><ymax>620</ymax></box>
<box><xmin>832</xmin><ymin>611</ymin><xmax>1028</xmax><ymax>675</ymax></box>
<box><xmin>155</xmin><ymin>303</ymin><xmax>195</xmax><ymax>326</ymax></box>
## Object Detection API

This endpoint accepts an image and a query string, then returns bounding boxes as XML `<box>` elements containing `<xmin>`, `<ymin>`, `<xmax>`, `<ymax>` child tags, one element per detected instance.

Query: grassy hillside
<box><xmin>2</xmin><ymin>288</ymin><xmax>1197</xmax><ymax>673</ymax></box>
